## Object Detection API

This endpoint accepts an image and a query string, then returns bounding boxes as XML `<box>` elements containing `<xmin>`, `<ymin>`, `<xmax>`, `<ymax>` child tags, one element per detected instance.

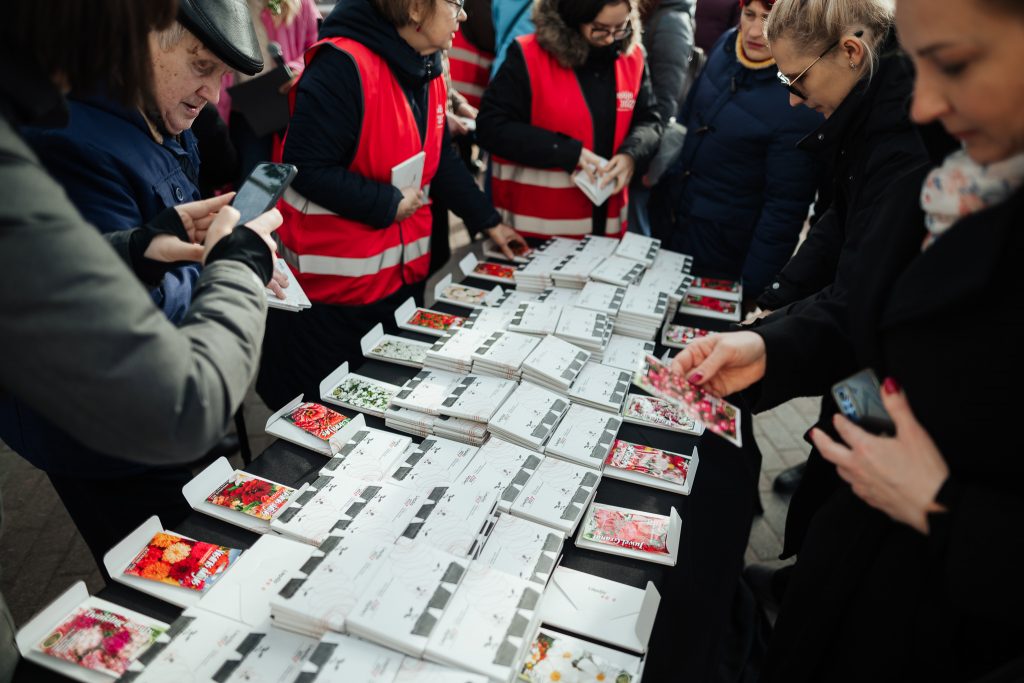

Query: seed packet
<box><xmin>579</xmin><ymin>504</ymin><xmax>671</xmax><ymax>556</ymax></box>
<box><xmin>38</xmin><ymin>605</ymin><xmax>166</xmax><ymax>676</ymax></box>
<box><xmin>284</xmin><ymin>402</ymin><xmax>351</xmax><ymax>441</ymax></box>
<box><xmin>407</xmin><ymin>309</ymin><xmax>466</xmax><ymax>334</ymax></box>
<box><xmin>661</xmin><ymin>324</ymin><xmax>711</xmax><ymax>349</ymax></box>
<box><xmin>633</xmin><ymin>355</ymin><xmax>742</xmax><ymax>446</ymax></box>
<box><xmin>205</xmin><ymin>472</ymin><xmax>295</xmax><ymax>521</ymax></box>
<box><xmin>124</xmin><ymin>532</ymin><xmax>241</xmax><ymax>593</ymax></box>
<box><xmin>621</xmin><ymin>393</ymin><xmax>704</xmax><ymax>436</ymax></box>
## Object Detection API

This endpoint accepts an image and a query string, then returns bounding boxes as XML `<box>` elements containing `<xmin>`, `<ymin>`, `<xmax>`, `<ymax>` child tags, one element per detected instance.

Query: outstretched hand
<box><xmin>670</xmin><ymin>331</ymin><xmax>767</xmax><ymax>397</ymax></box>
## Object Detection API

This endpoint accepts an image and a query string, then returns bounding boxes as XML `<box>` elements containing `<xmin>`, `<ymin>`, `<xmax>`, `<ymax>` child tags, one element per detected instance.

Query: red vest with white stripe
<box><xmin>448</xmin><ymin>32</ymin><xmax>494</xmax><ymax>109</ymax></box>
<box><xmin>491</xmin><ymin>34</ymin><xmax>644</xmax><ymax>239</ymax></box>
<box><xmin>275</xmin><ymin>37</ymin><xmax>445</xmax><ymax>306</ymax></box>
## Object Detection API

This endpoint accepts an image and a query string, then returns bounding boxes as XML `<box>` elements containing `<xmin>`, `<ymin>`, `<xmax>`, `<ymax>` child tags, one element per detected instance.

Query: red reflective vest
<box><xmin>275</xmin><ymin>37</ymin><xmax>445</xmax><ymax>306</ymax></box>
<box><xmin>491</xmin><ymin>34</ymin><xmax>644</xmax><ymax>239</ymax></box>
<box><xmin>448</xmin><ymin>31</ymin><xmax>494</xmax><ymax>109</ymax></box>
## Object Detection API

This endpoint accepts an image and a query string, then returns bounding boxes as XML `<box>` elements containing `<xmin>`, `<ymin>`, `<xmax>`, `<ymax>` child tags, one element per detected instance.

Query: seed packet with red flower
<box><xmin>473</xmin><ymin>261</ymin><xmax>517</xmax><ymax>281</ymax></box>
<box><xmin>678</xmin><ymin>293</ymin><xmax>741</xmax><ymax>321</ymax></box>
<box><xmin>689</xmin><ymin>277</ymin><xmax>742</xmax><ymax>301</ymax></box>
<box><xmin>205</xmin><ymin>472</ymin><xmax>295</xmax><ymax>520</ymax></box>
<box><xmin>38</xmin><ymin>604</ymin><xmax>166</xmax><ymax>676</ymax></box>
<box><xmin>633</xmin><ymin>355</ymin><xmax>742</xmax><ymax>447</ymax></box>
<box><xmin>285</xmin><ymin>402</ymin><xmax>351</xmax><ymax>441</ymax></box>
<box><xmin>124</xmin><ymin>532</ymin><xmax>241</xmax><ymax>593</ymax></box>
<box><xmin>407</xmin><ymin>309</ymin><xmax>466</xmax><ymax>332</ymax></box>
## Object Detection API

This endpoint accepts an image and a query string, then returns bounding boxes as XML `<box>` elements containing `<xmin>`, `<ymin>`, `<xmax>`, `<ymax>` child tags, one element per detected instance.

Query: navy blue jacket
<box><xmin>659</xmin><ymin>30</ymin><xmax>822</xmax><ymax>294</ymax></box>
<box><xmin>22</xmin><ymin>98</ymin><xmax>201</xmax><ymax>323</ymax></box>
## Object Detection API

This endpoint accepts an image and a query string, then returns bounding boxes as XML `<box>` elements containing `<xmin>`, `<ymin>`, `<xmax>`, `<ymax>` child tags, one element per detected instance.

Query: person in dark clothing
<box><xmin>672</xmin><ymin>0</ymin><xmax>1024</xmax><ymax>678</ymax></box>
<box><xmin>627</xmin><ymin>0</ymin><xmax>695</xmax><ymax>236</ymax></box>
<box><xmin>257</xmin><ymin>0</ymin><xmax>525</xmax><ymax>410</ymax></box>
<box><xmin>3</xmin><ymin>0</ymin><xmax>272</xmax><ymax>568</ymax></box>
<box><xmin>652</xmin><ymin>0</ymin><xmax>822</xmax><ymax>295</ymax></box>
<box><xmin>477</xmin><ymin>0</ymin><xmax>662</xmax><ymax>238</ymax></box>
<box><xmin>694</xmin><ymin>0</ymin><xmax>740</xmax><ymax>53</ymax></box>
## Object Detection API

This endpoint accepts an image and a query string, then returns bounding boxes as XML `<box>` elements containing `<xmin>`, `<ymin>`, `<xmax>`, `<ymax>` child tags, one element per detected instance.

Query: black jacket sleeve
<box><xmin>616</xmin><ymin>64</ymin><xmax>663</xmax><ymax>172</ymax></box>
<box><xmin>476</xmin><ymin>41</ymin><xmax>583</xmax><ymax>173</ymax></box>
<box><xmin>756</xmin><ymin>204</ymin><xmax>844</xmax><ymax>310</ymax></box>
<box><xmin>431</xmin><ymin>126</ymin><xmax>501</xmax><ymax>234</ymax></box>
<box><xmin>282</xmin><ymin>48</ymin><xmax>403</xmax><ymax>228</ymax></box>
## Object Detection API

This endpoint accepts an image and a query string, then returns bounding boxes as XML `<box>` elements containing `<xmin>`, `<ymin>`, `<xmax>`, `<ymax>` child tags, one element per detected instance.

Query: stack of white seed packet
<box><xmin>521</xmin><ymin>335</ymin><xmax>591</xmax><ymax>394</ymax></box>
<box><xmin>470</xmin><ymin>330</ymin><xmax>540</xmax><ymax>380</ymax></box>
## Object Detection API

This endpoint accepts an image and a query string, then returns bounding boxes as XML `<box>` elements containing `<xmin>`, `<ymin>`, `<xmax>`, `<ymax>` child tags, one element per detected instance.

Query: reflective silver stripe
<box><xmin>451</xmin><ymin>80</ymin><xmax>485</xmax><ymax>98</ymax></box>
<box><xmin>498</xmin><ymin>209</ymin><xmax>593</xmax><ymax>236</ymax></box>
<box><xmin>492</xmin><ymin>161</ymin><xmax>575</xmax><ymax>189</ymax></box>
<box><xmin>294</xmin><ymin>244</ymin><xmax>405</xmax><ymax>277</ymax></box>
<box><xmin>404</xmin><ymin>235</ymin><xmax>431</xmax><ymax>261</ymax></box>
<box><xmin>282</xmin><ymin>187</ymin><xmax>338</xmax><ymax>216</ymax></box>
<box><xmin>449</xmin><ymin>47</ymin><xmax>493</xmax><ymax>69</ymax></box>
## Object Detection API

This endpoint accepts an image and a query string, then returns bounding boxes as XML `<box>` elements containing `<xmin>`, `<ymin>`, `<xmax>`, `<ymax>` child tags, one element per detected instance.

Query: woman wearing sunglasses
<box><xmin>477</xmin><ymin>0</ymin><xmax>662</xmax><ymax>238</ymax></box>
<box><xmin>674</xmin><ymin>0</ymin><xmax>1024</xmax><ymax>677</ymax></box>
<box><xmin>738</xmin><ymin>0</ymin><xmax>947</xmax><ymax>570</ymax></box>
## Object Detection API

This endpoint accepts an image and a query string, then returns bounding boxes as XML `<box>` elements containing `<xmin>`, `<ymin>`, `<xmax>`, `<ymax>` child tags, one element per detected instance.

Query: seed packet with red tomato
<box><xmin>633</xmin><ymin>355</ymin><xmax>743</xmax><ymax>447</ymax></box>
<box><xmin>284</xmin><ymin>402</ymin><xmax>351</xmax><ymax>441</ymax></box>
<box><xmin>205</xmin><ymin>472</ymin><xmax>295</xmax><ymax>520</ymax></box>
<box><xmin>124</xmin><ymin>532</ymin><xmax>241</xmax><ymax>593</ymax></box>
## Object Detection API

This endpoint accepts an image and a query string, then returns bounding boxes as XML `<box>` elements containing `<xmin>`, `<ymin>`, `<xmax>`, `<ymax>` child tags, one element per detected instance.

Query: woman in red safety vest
<box><xmin>256</xmin><ymin>0</ymin><xmax>526</xmax><ymax>410</ymax></box>
<box><xmin>477</xmin><ymin>0</ymin><xmax>662</xmax><ymax>239</ymax></box>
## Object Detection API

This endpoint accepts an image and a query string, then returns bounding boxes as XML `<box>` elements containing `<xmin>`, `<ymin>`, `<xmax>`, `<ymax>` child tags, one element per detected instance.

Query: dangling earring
<box><xmin>850</xmin><ymin>61</ymin><xmax>858</xmax><ymax>69</ymax></box>
<box><xmin>416</xmin><ymin>23</ymin><xmax>422</xmax><ymax>32</ymax></box>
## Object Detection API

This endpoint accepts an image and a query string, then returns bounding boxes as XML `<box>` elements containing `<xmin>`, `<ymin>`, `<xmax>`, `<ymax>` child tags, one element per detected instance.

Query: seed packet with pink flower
<box><xmin>633</xmin><ymin>355</ymin><xmax>743</xmax><ymax>447</ymax></box>
<box><xmin>124</xmin><ymin>532</ymin><xmax>241</xmax><ymax>593</ymax></box>
<box><xmin>603</xmin><ymin>439</ymin><xmax>699</xmax><ymax>495</ymax></box>
<box><xmin>38</xmin><ymin>604</ymin><xmax>167</xmax><ymax>676</ymax></box>
<box><xmin>660</xmin><ymin>323</ymin><xmax>711</xmax><ymax>349</ymax></box>
<box><xmin>678</xmin><ymin>293</ymin><xmax>741</xmax><ymax>321</ymax></box>
<box><xmin>205</xmin><ymin>472</ymin><xmax>295</xmax><ymax>521</ymax></box>
<box><xmin>284</xmin><ymin>402</ymin><xmax>351</xmax><ymax>441</ymax></box>
<box><xmin>575</xmin><ymin>502</ymin><xmax>681</xmax><ymax>566</ymax></box>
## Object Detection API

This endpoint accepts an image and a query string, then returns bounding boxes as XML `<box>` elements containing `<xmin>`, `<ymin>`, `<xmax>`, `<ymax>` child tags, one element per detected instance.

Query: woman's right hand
<box><xmin>577</xmin><ymin>147</ymin><xmax>606</xmax><ymax>184</ymax></box>
<box><xmin>396</xmin><ymin>187</ymin><xmax>425</xmax><ymax>222</ymax></box>
<box><xmin>670</xmin><ymin>331</ymin><xmax>768</xmax><ymax>397</ymax></box>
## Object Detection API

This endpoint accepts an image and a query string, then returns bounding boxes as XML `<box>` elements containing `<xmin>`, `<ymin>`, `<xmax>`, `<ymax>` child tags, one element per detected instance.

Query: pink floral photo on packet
<box><xmin>580</xmin><ymin>505</ymin><xmax>670</xmax><ymax>555</ymax></box>
<box><xmin>634</xmin><ymin>355</ymin><xmax>743</xmax><ymax>446</ymax></box>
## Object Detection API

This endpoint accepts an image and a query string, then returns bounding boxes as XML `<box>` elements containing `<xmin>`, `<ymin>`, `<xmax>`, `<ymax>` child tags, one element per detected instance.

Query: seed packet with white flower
<box><xmin>361</xmin><ymin>323</ymin><xmax>430</xmax><ymax>368</ymax></box>
<box><xmin>319</xmin><ymin>362</ymin><xmax>401</xmax><ymax>418</ymax></box>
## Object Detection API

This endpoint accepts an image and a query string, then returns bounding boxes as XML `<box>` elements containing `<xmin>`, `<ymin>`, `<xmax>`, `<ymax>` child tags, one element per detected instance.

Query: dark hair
<box><xmin>2</xmin><ymin>0</ymin><xmax>177</xmax><ymax>106</ymax></box>
<box><xmin>557</xmin><ymin>0</ymin><xmax>631</xmax><ymax>27</ymax></box>
<box><xmin>983</xmin><ymin>0</ymin><xmax>1024</xmax><ymax>18</ymax></box>
<box><xmin>372</xmin><ymin>0</ymin><xmax>440</xmax><ymax>28</ymax></box>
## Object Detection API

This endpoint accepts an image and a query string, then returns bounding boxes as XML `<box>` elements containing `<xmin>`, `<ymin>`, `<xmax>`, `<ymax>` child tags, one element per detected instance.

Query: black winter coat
<box><xmin>753</xmin><ymin>168</ymin><xmax>1024</xmax><ymax>681</ymax></box>
<box><xmin>755</xmin><ymin>35</ymin><xmax>932</xmax><ymax>312</ymax></box>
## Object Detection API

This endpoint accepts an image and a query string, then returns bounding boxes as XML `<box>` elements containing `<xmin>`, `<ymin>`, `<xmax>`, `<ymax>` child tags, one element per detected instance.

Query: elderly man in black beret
<box><xmin>3</xmin><ymin>0</ymin><xmax>270</xmax><ymax>568</ymax></box>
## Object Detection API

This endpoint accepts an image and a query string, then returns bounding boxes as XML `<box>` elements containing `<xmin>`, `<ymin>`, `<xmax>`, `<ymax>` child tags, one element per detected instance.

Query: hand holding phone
<box><xmin>831</xmin><ymin>369</ymin><xmax>896</xmax><ymax>436</ymax></box>
<box><xmin>231</xmin><ymin>162</ymin><xmax>298</xmax><ymax>226</ymax></box>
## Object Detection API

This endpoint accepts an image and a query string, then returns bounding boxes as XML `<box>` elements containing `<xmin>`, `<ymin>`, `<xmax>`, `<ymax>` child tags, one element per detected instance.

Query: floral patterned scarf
<box><xmin>920</xmin><ymin>149</ymin><xmax>1024</xmax><ymax>249</ymax></box>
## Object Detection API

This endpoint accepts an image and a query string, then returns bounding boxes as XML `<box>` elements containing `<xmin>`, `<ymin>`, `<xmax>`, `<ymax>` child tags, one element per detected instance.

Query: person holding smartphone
<box><xmin>0</xmin><ymin>0</ymin><xmax>285</xmax><ymax>674</ymax></box>
<box><xmin>257</xmin><ymin>0</ymin><xmax>528</xmax><ymax>410</ymax></box>
<box><xmin>672</xmin><ymin>0</ymin><xmax>1024</xmax><ymax>678</ymax></box>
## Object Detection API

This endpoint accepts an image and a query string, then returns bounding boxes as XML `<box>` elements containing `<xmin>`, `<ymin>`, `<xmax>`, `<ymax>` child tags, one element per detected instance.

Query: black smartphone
<box><xmin>831</xmin><ymin>369</ymin><xmax>896</xmax><ymax>436</ymax></box>
<box><xmin>231</xmin><ymin>162</ymin><xmax>298</xmax><ymax>226</ymax></box>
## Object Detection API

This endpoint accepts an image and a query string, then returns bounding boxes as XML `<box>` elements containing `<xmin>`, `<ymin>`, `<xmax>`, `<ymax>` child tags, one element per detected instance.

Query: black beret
<box><xmin>178</xmin><ymin>0</ymin><xmax>264</xmax><ymax>76</ymax></box>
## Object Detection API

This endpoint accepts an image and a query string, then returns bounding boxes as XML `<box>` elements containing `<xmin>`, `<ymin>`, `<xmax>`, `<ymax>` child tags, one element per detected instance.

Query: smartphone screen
<box><xmin>232</xmin><ymin>162</ymin><xmax>297</xmax><ymax>226</ymax></box>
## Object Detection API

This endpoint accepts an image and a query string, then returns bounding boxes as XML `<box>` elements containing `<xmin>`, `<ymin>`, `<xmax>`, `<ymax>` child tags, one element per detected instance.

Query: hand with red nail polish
<box><xmin>669</xmin><ymin>330</ymin><xmax>767</xmax><ymax>398</ymax></box>
<box><xmin>812</xmin><ymin>380</ymin><xmax>949</xmax><ymax>535</ymax></box>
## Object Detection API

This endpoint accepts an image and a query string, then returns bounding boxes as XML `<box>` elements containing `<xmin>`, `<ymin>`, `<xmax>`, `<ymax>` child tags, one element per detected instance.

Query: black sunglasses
<box><xmin>777</xmin><ymin>30</ymin><xmax>864</xmax><ymax>100</ymax></box>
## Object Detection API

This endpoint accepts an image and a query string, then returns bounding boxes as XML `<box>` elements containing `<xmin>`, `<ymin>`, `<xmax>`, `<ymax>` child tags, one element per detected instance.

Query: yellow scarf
<box><xmin>735</xmin><ymin>35</ymin><xmax>775</xmax><ymax>70</ymax></box>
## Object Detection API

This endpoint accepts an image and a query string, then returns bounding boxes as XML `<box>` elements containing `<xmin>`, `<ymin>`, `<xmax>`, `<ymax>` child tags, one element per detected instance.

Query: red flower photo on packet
<box><xmin>473</xmin><ymin>262</ymin><xmax>516</xmax><ymax>280</ymax></box>
<box><xmin>124</xmin><ymin>532</ymin><xmax>241</xmax><ymax>593</ymax></box>
<box><xmin>285</xmin><ymin>402</ymin><xmax>350</xmax><ymax>441</ymax></box>
<box><xmin>205</xmin><ymin>472</ymin><xmax>294</xmax><ymax>520</ymax></box>
<box><xmin>408</xmin><ymin>309</ymin><xmax>466</xmax><ymax>331</ymax></box>
<box><xmin>683</xmin><ymin>294</ymin><xmax>737</xmax><ymax>315</ymax></box>
<box><xmin>691</xmin><ymin>277</ymin><xmax>741</xmax><ymax>294</ymax></box>
<box><xmin>635</xmin><ymin>355</ymin><xmax>743</xmax><ymax>446</ymax></box>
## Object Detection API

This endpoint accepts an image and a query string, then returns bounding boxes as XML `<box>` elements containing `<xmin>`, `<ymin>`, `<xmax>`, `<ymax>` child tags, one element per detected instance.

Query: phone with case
<box><xmin>831</xmin><ymin>369</ymin><xmax>896</xmax><ymax>435</ymax></box>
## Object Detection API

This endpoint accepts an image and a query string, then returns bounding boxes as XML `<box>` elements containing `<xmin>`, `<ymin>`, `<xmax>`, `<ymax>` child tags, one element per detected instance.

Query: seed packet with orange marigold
<box><xmin>205</xmin><ymin>472</ymin><xmax>295</xmax><ymax>521</ymax></box>
<box><xmin>124</xmin><ymin>532</ymin><xmax>242</xmax><ymax>593</ymax></box>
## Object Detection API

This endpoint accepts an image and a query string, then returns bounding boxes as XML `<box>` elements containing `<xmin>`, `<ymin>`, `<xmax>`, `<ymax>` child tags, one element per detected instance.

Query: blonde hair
<box><xmin>765</xmin><ymin>0</ymin><xmax>894</xmax><ymax>78</ymax></box>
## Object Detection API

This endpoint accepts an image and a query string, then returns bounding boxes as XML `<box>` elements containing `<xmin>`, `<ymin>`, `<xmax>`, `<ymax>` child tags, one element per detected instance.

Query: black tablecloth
<box><xmin>16</xmin><ymin>243</ymin><xmax>758</xmax><ymax>683</ymax></box>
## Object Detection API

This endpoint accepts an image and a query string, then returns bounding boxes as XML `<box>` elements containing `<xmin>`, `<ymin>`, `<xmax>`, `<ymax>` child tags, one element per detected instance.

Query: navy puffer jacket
<box><xmin>655</xmin><ymin>29</ymin><xmax>822</xmax><ymax>294</ymax></box>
